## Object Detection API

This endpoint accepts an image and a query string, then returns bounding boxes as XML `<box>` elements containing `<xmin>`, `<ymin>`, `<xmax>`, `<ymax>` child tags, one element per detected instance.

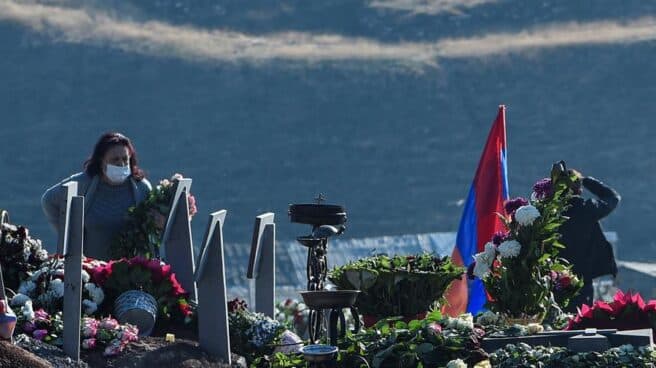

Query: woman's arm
<box><xmin>582</xmin><ymin>176</ymin><xmax>621</xmax><ymax>220</ymax></box>
<box><xmin>41</xmin><ymin>181</ymin><xmax>62</xmax><ymax>232</ymax></box>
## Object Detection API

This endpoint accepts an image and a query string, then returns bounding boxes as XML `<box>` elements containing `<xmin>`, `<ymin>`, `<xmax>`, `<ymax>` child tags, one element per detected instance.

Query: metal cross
<box><xmin>315</xmin><ymin>194</ymin><xmax>326</xmax><ymax>204</ymax></box>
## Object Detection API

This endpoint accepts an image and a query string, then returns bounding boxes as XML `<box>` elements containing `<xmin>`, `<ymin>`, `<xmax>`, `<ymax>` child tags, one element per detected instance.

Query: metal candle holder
<box><xmin>289</xmin><ymin>196</ymin><xmax>348</xmax><ymax>342</ymax></box>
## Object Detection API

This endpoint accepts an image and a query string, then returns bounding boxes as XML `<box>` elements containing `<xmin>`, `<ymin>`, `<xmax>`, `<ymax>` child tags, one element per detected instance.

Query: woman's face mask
<box><xmin>105</xmin><ymin>164</ymin><xmax>131</xmax><ymax>184</ymax></box>
<box><xmin>103</xmin><ymin>145</ymin><xmax>131</xmax><ymax>184</ymax></box>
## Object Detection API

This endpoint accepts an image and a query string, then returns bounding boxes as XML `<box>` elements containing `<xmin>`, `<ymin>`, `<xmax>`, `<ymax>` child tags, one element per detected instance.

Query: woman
<box><xmin>42</xmin><ymin>132</ymin><xmax>152</xmax><ymax>260</ymax></box>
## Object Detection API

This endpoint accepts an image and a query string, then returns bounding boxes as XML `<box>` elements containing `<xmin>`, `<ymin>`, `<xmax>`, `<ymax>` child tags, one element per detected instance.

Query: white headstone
<box><xmin>63</xmin><ymin>195</ymin><xmax>84</xmax><ymax>361</ymax></box>
<box><xmin>195</xmin><ymin>210</ymin><xmax>231</xmax><ymax>363</ymax></box>
<box><xmin>247</xmin><ymin>213</ymin><xmax>275</xmax><ymax>318</ymax></box>
<box><xmin>160</xmin><ymin>178</ymin><xmax>197</xmax><ymax>301</ymax></box>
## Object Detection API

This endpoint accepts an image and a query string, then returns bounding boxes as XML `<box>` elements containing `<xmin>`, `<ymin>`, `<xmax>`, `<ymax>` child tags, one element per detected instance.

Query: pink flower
<box><xmin>427</xmin><ymin>322</ymin><xmax>442</xmax><ymax>335</ymax></box>
<box><xmin>82</xmin><ymin>338</ymin><xmax>97</xmax><ymax>349</ymax></box>
<box><xmin>120</xmin><ymin>326</ymin><xmax>139</xmax><ymax>343</ymax></box>
<box><xmin>33</xmin><ymin>329</ymin><xmax>48</xmax><ymax>341</ymax></box>
<box><xmin>99</xmin><ymin>317</ymin><xmax>119</xmax><ymax>330</ymax></box>
<box><xmin>34</xmin><ymin>309</ymin><xmax>49</xmax><ymax>322</ymax></box>
<box><xmin>169</xmin><ymin>275</ymin><xmax>186</xmax><ymax>296</ymax></box>
<box><xmin>187</xmin><ymin>195</ymin><xmax>197</xmax><ymax>217</ymax></box>
<box><xmin>83</xmin><ymin>324</ymin><xmax>98</xmax><ymax>338</ymax></box>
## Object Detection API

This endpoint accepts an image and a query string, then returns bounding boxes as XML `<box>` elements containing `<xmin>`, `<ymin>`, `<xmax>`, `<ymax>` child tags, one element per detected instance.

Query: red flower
<box><xmin>644</xmin><ymin>301</ymin><xmax>656</xmax><ymax>313</ymax></box>
<box><xmin>169</xmin><ymin>275</ymin><xmax>187</xmax><ymax>296</ymax></box>
<box><xmin>592</xmin><ymin>300</ymin><xmax>614</xmax><ymax>316</ymax></box>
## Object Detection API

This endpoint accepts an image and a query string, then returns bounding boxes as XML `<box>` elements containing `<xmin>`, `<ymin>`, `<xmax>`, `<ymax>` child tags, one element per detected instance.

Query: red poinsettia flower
<box><xmin>592</xmin><ymin>300</ymin><xmax>614</xmax><ymax>316</ymax></box>
<box><xmin>644</xmin><ymin>301</ymin><xmax>656</xmax><ymax>313</ymax></box>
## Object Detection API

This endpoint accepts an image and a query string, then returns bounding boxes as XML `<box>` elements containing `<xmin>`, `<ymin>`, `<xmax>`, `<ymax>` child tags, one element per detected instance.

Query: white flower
<box><xmin>473</xmin><ymin>258</ymin><xmax>491</xmax><ymax>278</ymax></box>
<box><xmin>446</xmin><ymin>359</ymin><xmax>467</xmax><ymax>368</ymax></box>
<box><xmin>10</xmin><ymin>293</ymin><xmax>31</xmax><ymax>307</ymax></box>
<box><xmin>82</xmin><ymin>299</ymin><xmax>98</xmax><ymax>315</ymax></box>
<box><xmin>35</xmin><ymin>249</ymin><xmax>48</xmax><ymax>261</ymax></box>
<box><xmin>85</xmin><ymin>283</ymin><xmax>105</xmax><ymax>305</ymax></box>
<box><xmin>81</xmin><ymin>270</ymin><xmax>90</xmax><ymax>283</ymax></box>
<box><xmin>273</xmin><ymin>330</ymin><xmax>303</xmax><ymax>354</ymax></box>
<box><xmin>23</xmin><ymin>247</ymin><xmax>31</xmax><ymax>261</ymax></box>
<box><xmin>23</xmin><ymin>301</ymin><xmax>35</xmax><ymax>321</ymax></box>
<box><xmin>456</xmin><ymin>313</ymin><xmax>474</xmax><ymax>330</ymax></box>
<box><xmin>498</xmin><ymin>240</ymin><xmax>522</xmax><ymax>259</ymax></box>
<box><xmin>527</xmin><ymin>323</ymin><xmax>544</xmax><ymax>334</ymax></box>
<box><xmin>49</xmin><ymin>279</ymin><xmax>65</xmax><ymax>298</ymax></box>
<box><xmin>515</xmin><ymin>205</ymin><xmax>541</xmax><ymax>226</ymax></box>
<box><xmin>171</xmin><ymin>173</ymin><xmax>183</xmax><ymax>181</ymax></box>
<box><xmin>483</xmin><ymin>242</ymin><xmax>497</xmax><ymax>259</ymax></box>
<box><xmin>18</xmin><ymin>281</ymin><xmax>36</xmax><ymax>296</ymax></box>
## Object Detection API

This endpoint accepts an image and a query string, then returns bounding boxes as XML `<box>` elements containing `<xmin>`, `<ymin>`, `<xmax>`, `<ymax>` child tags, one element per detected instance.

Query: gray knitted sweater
<box><xmin>41</xmin><ymin>172</ymin><xmax>152</xmax><ymax>260</ymax></box>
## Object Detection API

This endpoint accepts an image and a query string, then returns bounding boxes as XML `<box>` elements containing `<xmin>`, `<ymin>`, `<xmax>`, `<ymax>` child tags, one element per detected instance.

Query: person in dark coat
<box><xmin>559</xmin><ymin>169</ymin><xmax>620</xmax><ymax>311</ymax></box>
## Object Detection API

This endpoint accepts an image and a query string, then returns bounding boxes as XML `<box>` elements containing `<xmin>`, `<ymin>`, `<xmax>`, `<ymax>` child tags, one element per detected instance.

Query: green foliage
<box><xmin>481</xmin><ymin>163</ymin><xmax>584</xmax><ymax>318</ymax></box>
<box><xmin>490</xmin><ymin>343</ymin><xmax>656</xmax><ymax>367</ymax></box>
<box><xmin>251</xmin><ymin>313</ymin><xmax>488</xmax><ymax>368</ymax></box>
<box><xmin>110</xmin><ymin>180</ymin><xmax>175</xmax><ymax>259</ymax></box>
<box><xmin>328</xmin><ymin>253</ymin><xmax>464</xmax><ymax>317</ymax></box>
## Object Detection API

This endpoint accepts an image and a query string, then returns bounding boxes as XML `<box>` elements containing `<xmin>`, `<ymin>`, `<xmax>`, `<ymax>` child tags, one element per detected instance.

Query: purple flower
<box><xmin>504</xmin><ymin>197</ymin><xmax>529</xmax><ymax>215</ymax></box>
<box><xmin>99</xmin><ymin>317</ymin><xmax>119</xmax><ymax>330</ymax></box>
<box><xmin>33</xmin><ymin>329</ymin><xmax>48</xmax><ymax>341</ymax></box>
<box><xmin>533</xmin><ymin>178</ymin><xmax>553</xmax><ymax>199</ymax></box>
<box><xmin>22</xmin><ymin>321</ymin><xmax>36</xmax><ymax>333</ymax></box>
<box><xmin>492</xmin><ymin>231</ymin><xmax>509</xmax><ymax>246</ymax></box>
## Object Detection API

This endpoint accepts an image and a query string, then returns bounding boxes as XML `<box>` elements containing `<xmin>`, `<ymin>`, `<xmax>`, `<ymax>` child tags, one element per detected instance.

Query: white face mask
<box><xmin>105</xmin><ymin>164</ymin><xmax>131</xmax><ymax>184</ymax></box>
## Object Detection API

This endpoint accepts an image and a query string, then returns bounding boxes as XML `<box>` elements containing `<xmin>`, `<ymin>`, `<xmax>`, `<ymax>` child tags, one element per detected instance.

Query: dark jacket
<box><xmin>559</xmin><ymin>176</ymin><xmax>620</xmax><ymax>282</ymax></box>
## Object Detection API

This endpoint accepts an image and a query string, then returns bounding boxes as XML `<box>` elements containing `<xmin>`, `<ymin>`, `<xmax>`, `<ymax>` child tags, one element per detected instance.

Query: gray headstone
<box><xmin>247</xmin><ymin>213</ymin><xmax>275</xmax><ymax>318</ymax></box>
<box><xmin>63</xmin><ymin>196</ymin><xmax>84</xmax><ymax>361</ymax></box>
<box><xmin>195</xmin><ymin>210</ymin><xmax>231</xmax><ymax>363</ymax></box>
<box><xmin>58</xmin><ymin>182</ymin><xmax>78</xmax><ymax>255</ymax></box>
<box><xmin>482</xmin><ymin>328</ymin><xmax>653</xmax><ymax>353</ymax></box>
<box><xmin>160</xmin><ymin>178</ymin><xmax>197</xmax><ymax>302</ymax></box>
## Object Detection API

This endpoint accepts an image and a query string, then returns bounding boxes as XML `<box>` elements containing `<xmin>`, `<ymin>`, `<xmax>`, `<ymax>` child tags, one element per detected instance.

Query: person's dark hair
<box><xmin>84</xmin><ymin>132</ymin><xmax>145</xmax><ymax>181</ymax></box>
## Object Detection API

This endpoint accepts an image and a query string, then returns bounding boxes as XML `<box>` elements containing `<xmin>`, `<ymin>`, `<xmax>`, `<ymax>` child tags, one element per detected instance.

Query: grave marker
<box><xmin>63</xmin><ymin>195</ymin><xmax>84</xmax><ymax>361</ymax></box>
<box><xmin>195</xmin><ymin>210</ymin><xmax>231</xmax><ymax>363</ymax></box>
<box><xmin>160</xmin><ymin>178</ymin><xmax>197</xmax><ymax>301</ymax></box>
<box><xmin>247</xmin><ymin>213</ymin><xmax>275</xmax><ymax>318</ymax></box>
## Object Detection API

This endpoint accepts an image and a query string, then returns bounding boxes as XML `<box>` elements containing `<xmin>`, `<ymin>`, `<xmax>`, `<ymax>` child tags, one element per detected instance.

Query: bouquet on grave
<box><xmin>111</xmin><ymin>173</ymin><xmax>198</xmax><ymax>259</ymax></box>
<box><xmin>472</xmin><ymin>162</ymin><xmax>584</xmax><ymax>321</ymax></box>
<box><xmin>11</xmin><ymin>257</ymin><xmax>106</xmax><ymax>317</ymax></box>
<box><xmin>90</xmin><ymin>256</ymin><xmax>193</xmax><ymax>323</ymax></box>
<box><xmin>0</xmin><ymin>222</ymin><xmax>49</xmax><ymax>291</ymax></box>
<box><xmin>228</xmin><ymin>298</ymin><xmax>302</xmax><ymax>364</ymax></box>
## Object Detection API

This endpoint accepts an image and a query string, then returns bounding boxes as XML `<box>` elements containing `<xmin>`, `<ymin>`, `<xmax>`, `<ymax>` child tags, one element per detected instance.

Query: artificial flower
<box><xmin>514</xmin><ymin>205</ymin><xmax>540</xmax><ymax>226</ymax></box>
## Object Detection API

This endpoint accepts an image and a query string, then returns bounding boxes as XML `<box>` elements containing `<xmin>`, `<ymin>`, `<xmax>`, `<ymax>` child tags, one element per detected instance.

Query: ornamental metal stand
<box><xmin>289</xmin><ymin>196</ymin><xmax>362</xmax><ymax>347</ymax></box>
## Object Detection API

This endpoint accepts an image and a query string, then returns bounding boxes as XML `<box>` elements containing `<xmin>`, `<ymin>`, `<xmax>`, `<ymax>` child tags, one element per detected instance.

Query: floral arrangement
<box><xmin>328</xmin><ymin>253</ymin><xmax>463</xmax><ymax>319</ymax></box>
<box><xmin>90</xmin><ymin>256</ymin><xmax>193</xmax><ymax>322</ymax></box>
<box><xmin>566</xmin><ymin>290</ymin><xmax>656</xmax><ymax>336</ymax></box>
<box><xmin>253</xmin><ymin>310</ymin><xmax>489</xmax><ymax>368</ymax></box>
<box><xmin>228</xmin><ymin>298</ymin><xmax>301</xmax><ymax>364</ymax></box>
<box><xmin>0</xmin><ymin>222</ymin><xmax>49</xmax><ymax>291</ymax></box>
<box><xmin>275</xmin><ymin>298</ymin><xmax>310</xmax><ymax>338</ymax></box>
<box><xmin>11</xmin><ymin>257</ymin><xmax>105</xmax><ymax>316</ymax></box>
<box><xmin>111</xmin><ymin>173</ymin><xmax>198</xmax><ymax>259</ymax></box>
<box><xmin>81</xmin><ymin>316</ymin><xmax>139</xmax><ymax>356</ymax></box>
<box><xmin>13</xmin><ymin>304</ymin><xmax>138</xmax><ymax>356</ymax></box>
<box><xmin>490</xmin><ymin>343</ymin><xmax>656</xmax><ymax>367</ymax></box>
<box><xmin>471</xmin><ymin>162</ymin><xmax>584</xmax><ymax>320</ymax></box>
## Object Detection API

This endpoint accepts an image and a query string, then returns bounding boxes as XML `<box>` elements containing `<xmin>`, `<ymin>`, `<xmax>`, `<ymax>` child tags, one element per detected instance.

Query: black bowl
<box><xmin>300</xmin><ymin>290</ymin><xmax>360</xmax><ymax>309</ymax></box>
<box><xmin>289</xmin><ymin>204</ymin><xmax>347</xmax><ymax>226</ymax></box>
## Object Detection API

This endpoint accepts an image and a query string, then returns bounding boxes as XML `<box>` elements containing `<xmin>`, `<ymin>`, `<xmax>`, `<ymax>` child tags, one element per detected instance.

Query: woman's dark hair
<box><xmin>84</xmin><ymin>132</ymin><xmax>145</xmax><ymax>181</ymax></box>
